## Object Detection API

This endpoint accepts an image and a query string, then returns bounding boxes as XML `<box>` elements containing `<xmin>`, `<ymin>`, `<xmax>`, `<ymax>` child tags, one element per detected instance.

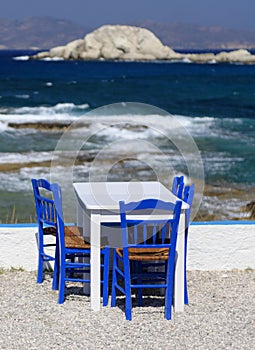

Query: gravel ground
<box><xmin>0</xmin><ymin>270</ymin><xmax>254</xmax><ymax>350</ymax></box>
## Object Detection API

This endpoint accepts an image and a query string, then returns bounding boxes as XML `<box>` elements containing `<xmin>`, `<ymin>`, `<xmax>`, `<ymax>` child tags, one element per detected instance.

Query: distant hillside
<box><xmin>1</xmin><ymin>17</ymin><xmax>255</xmax><ymax>50</ymax></box>
<box><xmin>0</xmin><ymin>17</ymin><xmax>93</xmax><ymax>50</ymax></box>
<box><xmin>140</xmin><ymin>21</ymin><xmax>255</xmax><ymax>50</ymax></box>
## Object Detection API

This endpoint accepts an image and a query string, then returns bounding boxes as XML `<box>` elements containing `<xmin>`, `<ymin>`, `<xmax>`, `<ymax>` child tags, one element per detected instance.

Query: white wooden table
<box><xmin>73</xmin><ymin>181</ymin><xmax>189</xmax><ymax>312</ymax></box>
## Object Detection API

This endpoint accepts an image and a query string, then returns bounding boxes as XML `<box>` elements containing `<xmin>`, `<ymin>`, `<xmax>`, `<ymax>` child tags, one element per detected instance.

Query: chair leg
<box><xmin>52</xmin><ymin>242</ymin><xmax>59</xmax><ymax>290</ymax></box>
<box><xmin>184</xmin><ymin>271</ymin><xmax>188</xmax><ymax>305</ymax></box>
<box><xmin>165</xmin><ymin>285</ymin><xmax>172</xmax><ymax>320</ymax></box>
<box><xmin>36</xmin><ymin>232</ymin><xmax>43</xmax><ymax>284</ymax></box>
<box><xmin>124</xmin><ymin>258</ymin><xmax>132</xmax><ymax>321</ymax></box>
<box><xmin>37</xmin><ymin>254</ymin><xmax>44</xmax><ymax>284</ymax></box>
<box><xmin>165</xmin><ymin>266</ymin><xmax>174</xmax><ymax>320</ymax></box>
<box><xmin>52</xmin><ymin>262</ymin><xmax>59</xmax><ymax>290</ymax></box>
<box><xmin>102</xmin><ymin>248</ymin><xmax>110</xmax><ymax>307</ymax></box>
<box><xmin>125</xmin><ymin>285</ymin><xmax>132</xmax><ymax>321</ymax></box>
<box><xmin>58</xmin><ymin>263</ymin><xmax>66</xmax><ymax>304</ymax></box>
<box><xmin>111</xmin><ymin>250</ymin><xmax>117</xmax><ymax>307</ymax></box>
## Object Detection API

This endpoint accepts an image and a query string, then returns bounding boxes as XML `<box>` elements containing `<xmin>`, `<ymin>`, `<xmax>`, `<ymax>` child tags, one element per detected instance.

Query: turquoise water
<box><xmin>0</xmin><ymin>50</ymin><xmax>255</xmax><ymax>222</ymax></box>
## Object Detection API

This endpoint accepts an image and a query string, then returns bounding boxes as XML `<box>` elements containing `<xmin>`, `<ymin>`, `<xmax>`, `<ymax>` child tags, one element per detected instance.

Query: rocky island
<box><xmin>30</xmin><ymin>24</ymin><xmax>255</xmax><ymax>64</ymax></box>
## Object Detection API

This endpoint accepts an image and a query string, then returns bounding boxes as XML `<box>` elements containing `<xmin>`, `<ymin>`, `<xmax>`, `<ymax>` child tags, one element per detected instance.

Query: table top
<box><xmin>73</xmin><ymin>181</ymin><xmax>189</xmax><ymax>210</ymax></box>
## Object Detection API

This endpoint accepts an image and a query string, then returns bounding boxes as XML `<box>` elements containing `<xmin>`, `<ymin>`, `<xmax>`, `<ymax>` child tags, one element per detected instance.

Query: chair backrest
<box><xmin>32</xmin><ymin>178</ymin><xmax>56</xmax><ymax>229</ymax></box>
<box><xmin>51</xmin><ymin>183</ymin><xmax>66</xmax><ymax>254</ymax></box>
<box><xmin>172</xmin><ymin>176</ymin><xmax>195</xmax><ymax>227</ymax></box>
<box><xmin>171</xmin><ymin>175</ymin><xmax>184</xmax><ymax>199</ymax></box>
<box><xmin>119</xmin><ymin>199</ymin><xmax>182</xmax><ymax>254</ymax></box>
<box><xmin>183</xmin><ymin>183</ymin><xmax>195</xmax><ymax>225</ymax></box>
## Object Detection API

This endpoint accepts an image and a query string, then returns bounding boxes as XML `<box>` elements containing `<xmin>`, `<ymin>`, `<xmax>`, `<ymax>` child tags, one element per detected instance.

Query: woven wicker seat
<box><xmin>64</xmin><ymin>233</ymin><xmax>91</xmax><ymax>249</ymax></box>
<box><xmin>116</xmin><ymin>247</ymin><xmax>169</xmax><ymax>260</ymax></box>
<box><xmin>44</xmin><ymin>225</ymin><xmax>106</xmax><ymax>250</ymax></box>
<box><xmin>43</xmin><ymin>225</ymin><xmax>82</xmax><ymax>237</ymax></box>
<box><xmin>43</xmin><ymin>226</ymin><xmax>57</xmax><ymax>236</ymax></box>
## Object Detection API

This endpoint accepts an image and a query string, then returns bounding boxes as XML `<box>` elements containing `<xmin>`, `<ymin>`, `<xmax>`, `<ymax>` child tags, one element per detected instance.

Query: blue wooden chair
<box><xmin>32</xmin><ymin>178</ymin><xmax>60</xmax><ymax>287</ymax></box>
<box><xmin>52</xmin><ymin>183</ymin><xmax>110</xmax><ymax>305</ymax></box>
<box><xmin>111</xmin><ymin>198</ymin><xmax>182</xmax><ymax>320</ymax></box>
<box><xmin>32</xmin><ymin>178</ymin><xmax>85</xmax><ymax>290</ymax></box>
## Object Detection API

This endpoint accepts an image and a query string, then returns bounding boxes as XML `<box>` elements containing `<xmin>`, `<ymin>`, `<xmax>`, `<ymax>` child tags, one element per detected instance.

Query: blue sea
<box><xmin>0</xmin><ymin>49</ymin><xmax>255</xmax><ymax>222</ymax></box>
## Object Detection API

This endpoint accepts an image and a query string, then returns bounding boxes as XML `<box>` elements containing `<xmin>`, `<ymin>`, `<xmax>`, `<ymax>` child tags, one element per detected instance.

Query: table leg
<box><xmin>90</xmin><ymin>213</ymin><xmax>101</xmax><ymax>311</ymax></box>
<box><xmin>174</xmin><ymin>211</ymin><xmax>185</xmax><ymax>312</ymax></box>
<box><xmin>76</xmin><ymin>200</ymin><xmax>83</xmax><ymax>229</ymax></box>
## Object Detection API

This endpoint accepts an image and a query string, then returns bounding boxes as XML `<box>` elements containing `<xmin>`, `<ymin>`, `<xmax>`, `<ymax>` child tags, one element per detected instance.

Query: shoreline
<box><xmin>0</xmin><ymin>179</ymin><xmax>254</xmax><ymax>223</ymax></box>
<box><xmin>197</xmin><ymin>183</ymin><xmax>255</xmax><ymax>221</ymax></box>
<box><xmin>0</xmin><ymin>151</ymin><xmax>254</xmax><ymax>223</ymax></box>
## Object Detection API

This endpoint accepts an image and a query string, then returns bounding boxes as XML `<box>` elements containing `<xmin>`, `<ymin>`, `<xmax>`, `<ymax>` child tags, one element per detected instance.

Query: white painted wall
<box><xmin>0</xmin><ymin>226</ymin><xmax>55</xmax><ymax>271</ymax></box>
<box><xmin>0</xmin><ymin>223</ymin><xmax>254</xmax><ymax>271</ymax></box>
<box><xmin>188</xmin><ymin>224</ymin><xmax>255</xmax><ymax>270</ymax></box>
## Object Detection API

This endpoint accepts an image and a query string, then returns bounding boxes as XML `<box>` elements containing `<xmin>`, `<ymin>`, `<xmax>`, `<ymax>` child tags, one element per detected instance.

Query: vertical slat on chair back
<box><xmin>51</xmin><ymin>183</ymin><xmax>66</xmax><ymax>254</ymax></box>
<box><xmin>127</xmin><ymin>221</ymin><xmax>169</xmax><ymax>246</ymax></box>
<box><xmin>39</xmin><ymin>196</ymin><xmax>55</xmax><ymax>226</ymax></box>
<box><xmin>32</xmin><ymin>178</ymin><xmax>56</xmax><ymax>227</ymax></box>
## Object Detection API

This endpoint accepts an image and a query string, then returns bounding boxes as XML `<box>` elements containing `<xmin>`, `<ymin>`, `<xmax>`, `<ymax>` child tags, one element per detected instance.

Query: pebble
<box><xmin>0</xmin><ymin>270</ymin><xmax>254</xmax><ymax>349</ymax></box>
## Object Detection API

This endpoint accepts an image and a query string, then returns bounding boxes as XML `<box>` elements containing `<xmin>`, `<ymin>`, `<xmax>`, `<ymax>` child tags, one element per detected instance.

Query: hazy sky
<box><xmin>1</xmin><ymin>0</ymin><xmax>255</xmax><ymax>31</ymax></box>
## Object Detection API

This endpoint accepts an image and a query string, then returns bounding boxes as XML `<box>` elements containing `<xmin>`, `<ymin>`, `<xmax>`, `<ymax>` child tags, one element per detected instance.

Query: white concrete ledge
<box><xmin>0</xmin><ymin>225</ymin><xmax>38</xmax><ymax>271</ymax></box>
<box><xmin>188</xmin><ymin>222</ymin><xmax>255</xmax><ymax>270</ymax></box>
<box><xmin>0</xmin><ymin>222</ymin><xmax>254</xmax><ymax>271</ymax></box>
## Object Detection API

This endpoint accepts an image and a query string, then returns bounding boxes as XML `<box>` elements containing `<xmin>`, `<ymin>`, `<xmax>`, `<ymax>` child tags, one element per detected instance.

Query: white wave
<box><xmin>0</xmin><ymin>113</ymin><xmax>78</xmax><ymax>124</ymax></box>
<box><xmin>0</xmin><ymin>151</ymin><xmax>55</xmax><ymax>164</ymax></box>
<box><xmin>0</xmin><ymin>121</ymin><xmax>12</xmax><ymax>132</ymax></box>
<box><xmin>174</xmin><ymin>114</ymin><xmax>227</xmax><ymax>137</ymax></box>
<box><xmin>157</xmin><ymin>114</ymin><xmax>215</xmax><ymax>137</ymax></box>
<box><xmin>0</xmin><ymin>166</ymin><xmax>54</xmax><ymax>192</ymax></box>
<box><xmin>0</xmin><ymin>172</ymin><xmax>31</xmax><ymax>191</ymax></box>
<box><xmin>11</xmin><ymin>102</ymin><xmax>89</xmax><ymax>115</ymax></box>
<box><xmin>95</xmin><ymin>124</ymin><xmax>158</xmax><ymax>140</ymax></box>
<box><xmin>53</xmin><ymin>102</ymin><xmax>89</xmax><ymax>112</ymax></box>
<box><xmin>181</xmin><ymin>57</ymin><xmax>192</xmax><ymax>63</ymax></box>
<box><xmin>15</xmin><ymin>94</ymin><xmax>30</xmax><ymax>99</ymax></box>
<box><xmin>41</xmin><ymin>57</ymin><xmax>64</xmax><ymax>61</ymax></box>
<box><xmin>0</xmin><ymin>103</ymin><xmax>91</xmax><ymax>126</ymax></box>
<box><xmin>64</xmin><ymin>113</ymin><xmax>211</xmax><ymax>141</ymax></box>
<box><xmin>0</xmin><ymin>103</ymin><xmax>244</xmax><ymax>143</ymax></box>
<box><xmin>12</xmin><ymin>55</ymin><xmax>29</xmax><ymax>61</ymax></box>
